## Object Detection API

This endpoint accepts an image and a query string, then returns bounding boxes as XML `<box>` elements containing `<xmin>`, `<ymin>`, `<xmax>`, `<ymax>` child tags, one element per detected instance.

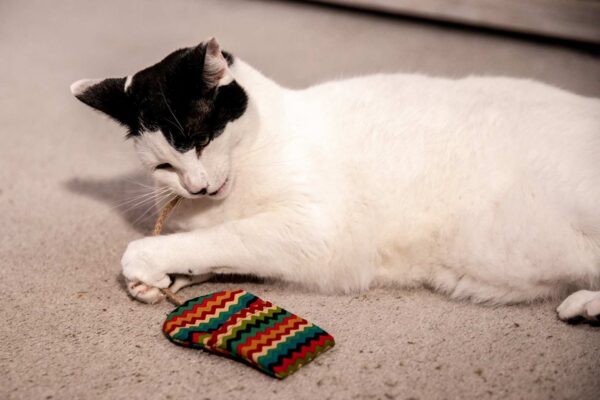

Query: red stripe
<box><xmin>205</xmin><ymin>299</ymin><xmax>270</xmax><ymax>348</ymax></box>
<box><xmin>239</xmin><ymin>317</ymin><xmax>307</xmax><ymax>361</ymax></box>
<box><xmin>164</xmin><ymin>291</ymin><xmax>226</xmax><ymax>329</ymax></box>
<box><xmin>272</xmin><ymin>334</ymin><xmax>334</xmax><ymax>375</ymax></box>
<box><xmin>236</xmin><ymin>314</ymin><xmax>297</xmax><ymax>352</ymax></box>
<box><xmin>179</xmin><ymin>289</ymin><xmax>245</xmax><ymax>322</ymax></box>
<box><xmin>191</xmin><ymin>331</ymin><xmax>209</xmax><ymax>344</ymax></box>
<box><xmin>163</xmin><ymin>290</ymin><xmax>243</xmax><ymax>334</ymax></box>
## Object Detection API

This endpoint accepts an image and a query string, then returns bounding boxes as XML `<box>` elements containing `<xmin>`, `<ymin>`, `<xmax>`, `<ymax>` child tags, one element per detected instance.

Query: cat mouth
<box><xmin>208</xmin><ymin>177</ymin><xmax>229</xmax><ymax>196</ymax></box>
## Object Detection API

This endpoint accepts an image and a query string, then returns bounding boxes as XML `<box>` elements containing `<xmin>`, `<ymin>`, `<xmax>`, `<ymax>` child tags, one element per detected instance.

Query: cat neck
<box><xmin>227</xmin><ymin>58</ymin><xmax>287</xmax><ymax>149</ymax></box>
<box><xmin>230</xmin><ymin>58</ymin><xmax>283</xmax><ymax>99</ymax></box>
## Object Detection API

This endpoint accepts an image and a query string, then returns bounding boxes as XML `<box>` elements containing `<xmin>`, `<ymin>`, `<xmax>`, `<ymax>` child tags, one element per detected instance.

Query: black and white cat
<box><xmin>71</xmin><ymin>38</ymin><xmax>600</xmax><ymax>322</ymax></box>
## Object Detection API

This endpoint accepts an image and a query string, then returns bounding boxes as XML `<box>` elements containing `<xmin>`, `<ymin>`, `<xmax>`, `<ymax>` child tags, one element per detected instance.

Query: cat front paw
<box><xmin>126</xmin><ymin>279</ymin><xmax>165</xmax><ymax>304</ymax></box>
<box><xmin>121</xmin><ymin>237</ymin><xmax>172</xmax><ymax>289</ymax></box>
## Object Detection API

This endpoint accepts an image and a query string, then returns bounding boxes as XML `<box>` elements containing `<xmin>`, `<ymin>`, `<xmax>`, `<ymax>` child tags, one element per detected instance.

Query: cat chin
<box><xmin>206</xmin><ymin>176</ymin><xmax>232</xmax><ymax>200</ymax></box>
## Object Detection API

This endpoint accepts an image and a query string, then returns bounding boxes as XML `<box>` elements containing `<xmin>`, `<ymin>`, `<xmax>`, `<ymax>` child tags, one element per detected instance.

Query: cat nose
<box><xmin>181</xmin><ymin>174</ymin><xmax>207</xmax><ymax>195</ymax></box>
<box><xmin>189</xmin><ymin>188</ymin><xmax>207</xmax><ymax>196</ymax></box>
<box><xmin>183</xmin><ymin>181</ymin><xmax>207</xmax><ymax>195</ymax></box>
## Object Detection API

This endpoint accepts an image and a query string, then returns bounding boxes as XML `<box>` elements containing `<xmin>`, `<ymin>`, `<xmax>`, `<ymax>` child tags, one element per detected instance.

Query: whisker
<box><xmin>125</xmin><ymin>192</ymin><xmax>173</xmax><ymax>225</ymax></box>
<box><xmin>111</xmin><ymin>186</ymin><xmax>172</xmax><ymax>209</ymax></box>
<box><xmin>158</xmin><ymin>83</ymin><xmax>187</xmax><ymax>137</ymax></box>
<box><xmin>113</xmin><ymin>192</ymin><xmax>173</xmax><ymax>215</ymax></box>
<box><xmin>131</xmin><ymin>192</ymin><xmax>178</xmax><ymax>227</ymax></box>
<box><xmin>122</xmin><ymin>179</ymin><xmax>161</xmax><ymax>190</ymax></box>
<box><xmin>164</xmin><ymin>117</ymin><xmax>186</xmax><ymax>136</ymax></box>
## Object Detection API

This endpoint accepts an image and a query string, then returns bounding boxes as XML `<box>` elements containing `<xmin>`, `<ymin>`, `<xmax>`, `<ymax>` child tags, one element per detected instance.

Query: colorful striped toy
<box><xmin>162</xmin><ymin>289</ymin><xmax>335</xmax><ymax>379</ymax></box>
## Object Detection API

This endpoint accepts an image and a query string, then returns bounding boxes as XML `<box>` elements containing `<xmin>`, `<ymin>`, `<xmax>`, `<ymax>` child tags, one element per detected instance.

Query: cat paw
<box><xmin>557</xmin><ymin>290</ymin><xmax>600</xmax><ymax>322</ymax></box>
<box><xmin>126</xmin><ymin>280</ymin><xmax>165</xmax><ymax>304</ymax></box>
<box><xmin>126</xmin><ymin>275</ymin><xmax>205</xmax><ymax>304</ymax></box>
<box><xmin>121</xmin><ymin>237</ymin><xmax>171</xmax><ymax>288</ymax></box>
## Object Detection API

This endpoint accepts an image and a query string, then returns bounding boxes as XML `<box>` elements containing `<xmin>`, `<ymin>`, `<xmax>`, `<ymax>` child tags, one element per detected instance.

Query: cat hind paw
<box><xmin>557</xmin><ymin>290</ymin><xmax>600</xmax><ymax>322</ymax></box>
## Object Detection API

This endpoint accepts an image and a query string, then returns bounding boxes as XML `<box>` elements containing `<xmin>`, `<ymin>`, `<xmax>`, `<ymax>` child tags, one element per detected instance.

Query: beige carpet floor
<box><xmin>1</xmin><ymin>1</ymin><xmax>599</xmax><ymax>399</ymax></box>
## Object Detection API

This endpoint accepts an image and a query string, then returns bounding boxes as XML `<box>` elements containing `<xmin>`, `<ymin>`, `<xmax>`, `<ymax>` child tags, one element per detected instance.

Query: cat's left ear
<box><xmin>202</xmin><ymin>37</ymin><xmax>232</xmax><ymax>88</ymax></box>
<box><xmin>70</xmin><ymin>78</ymin><xmax>137</xmax><ymax>127</ymax></box>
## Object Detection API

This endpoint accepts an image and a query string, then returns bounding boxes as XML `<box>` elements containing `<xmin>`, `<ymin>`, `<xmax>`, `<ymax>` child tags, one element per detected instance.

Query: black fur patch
<box><xmin>74</xmin><ymin>43</ymin><xmax>248</xmax><ymax>152</ymax></box>
<box><xmin>222</xmin><ymin>50</ymin><xmax>234</xmax><ymax>66</ymax></box>
<box><xmin>75</xmin><ymin>78</ymin><xmax>140</xmax><ymax>130</ymax></box>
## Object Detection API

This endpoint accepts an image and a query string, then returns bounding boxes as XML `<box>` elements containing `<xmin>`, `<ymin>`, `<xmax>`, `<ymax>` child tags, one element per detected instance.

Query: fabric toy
<box><xmin>153</xmin><ymin>197</ymin><xmax>335</xmax><ymax>379</ymax></box>
<box><xmin>162</xmin><ymin>289</ymin><xmax>335</xmax><ymax>378</ymax></box>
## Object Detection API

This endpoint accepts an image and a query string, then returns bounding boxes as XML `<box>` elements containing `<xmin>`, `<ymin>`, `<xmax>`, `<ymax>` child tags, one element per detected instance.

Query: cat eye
<box><xmin>197</xmin><ymin>134</ymin><xmax>211</xmax><ymax>147</ymax></box>
<box><xmin>154</xmin><ymin>163</ymin><xmax>173</xmax><ymax>170</ymax></box>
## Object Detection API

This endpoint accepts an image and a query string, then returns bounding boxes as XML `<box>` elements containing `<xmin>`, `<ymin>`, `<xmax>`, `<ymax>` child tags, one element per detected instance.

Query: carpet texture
<box><xmin>1</xmin><ymin>1</ymin><xmax>599</xmax><ymax>399</ymax></box>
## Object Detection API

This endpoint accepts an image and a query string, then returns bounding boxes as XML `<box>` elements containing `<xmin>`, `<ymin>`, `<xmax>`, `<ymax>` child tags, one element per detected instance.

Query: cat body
<box><xmin>71</xmin><ymin>39</ymin><xmax>600</xmax><ymax>321</ymax></box>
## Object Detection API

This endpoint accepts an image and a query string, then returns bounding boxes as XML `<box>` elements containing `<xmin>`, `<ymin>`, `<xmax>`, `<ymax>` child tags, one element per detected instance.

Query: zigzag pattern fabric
<box><xmin>162</xmin><ymin>289</ymin><xmax>335</xmax><ymax>379</ymax></box>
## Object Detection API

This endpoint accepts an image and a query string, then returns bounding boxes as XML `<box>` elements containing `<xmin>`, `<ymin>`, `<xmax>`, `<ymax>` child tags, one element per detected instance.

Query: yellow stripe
<box><xmin>169</xmin><ymin>291</ymin><xmax>246</xmax><ymax>337</ymax></box>
<box><xmin>251</xmin><ymin>321</ymin><xmax>312</xmax><ymax>363</ymax></box>
<box><xmin>239</xmin><ymin>315</ymin><xmax>304</xmax><ymax>358</ymax></box>
<box><xmin>212</xmin><ymin>304</ymin><xmax>279</xmax><ymax>348</ymax></box>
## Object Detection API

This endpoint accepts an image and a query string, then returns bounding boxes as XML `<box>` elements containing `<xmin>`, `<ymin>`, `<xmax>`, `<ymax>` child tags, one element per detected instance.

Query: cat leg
<box><xmin>556</xmin><ymin>290</ymin><xmax>600</xmax><ymax>322</ymax></box>
<box><xmin>122</xmin><ymin>213</ymin><xmax>326</xmax><ymax>295</ymax></box>
<box><xmin>169</xmin><ymin>273</ymin><xmax>213</xmax><ymax>292</ymax></box>
<box><xmin>126</xmin><ymin>274</ymin><xmax>212</xmax><ymax>304</ymax></box>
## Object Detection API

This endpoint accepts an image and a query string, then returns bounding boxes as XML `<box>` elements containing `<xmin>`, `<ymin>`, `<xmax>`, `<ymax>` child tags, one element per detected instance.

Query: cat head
<box><xmin>71</xmin><ymin>38</ymin><xmax>248</xmax><ymax>200</ymax></box>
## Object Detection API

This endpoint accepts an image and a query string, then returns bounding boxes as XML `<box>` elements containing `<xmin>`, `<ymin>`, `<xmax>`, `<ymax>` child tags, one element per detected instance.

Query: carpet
<box><xmin>1</xmin><ymin>1</ymin><xmax>599</xmax><ymax>399</ymax></box>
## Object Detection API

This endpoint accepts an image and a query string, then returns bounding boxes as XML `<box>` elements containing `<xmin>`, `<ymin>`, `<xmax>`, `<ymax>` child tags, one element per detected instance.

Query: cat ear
<box><xmin>203</xmin><ymin>37</ymin><xmax>232</xmax><ymax>87</ymax></box>
<box><xmin>70</xmin><ymin>78</ymin><xmax>137</xmax><ymax>127</ymax></box>
<box><xmin>171</xmin><ymin>38</ymin><xmax>230</xmax><ymax>97</ymax></box>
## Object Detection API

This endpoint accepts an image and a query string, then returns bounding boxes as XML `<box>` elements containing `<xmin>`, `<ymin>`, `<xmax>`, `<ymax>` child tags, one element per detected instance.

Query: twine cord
<box><xmin>152</xmin><ymin>196</ymin><xmax>185</xmax><ymax>306</ymax></box>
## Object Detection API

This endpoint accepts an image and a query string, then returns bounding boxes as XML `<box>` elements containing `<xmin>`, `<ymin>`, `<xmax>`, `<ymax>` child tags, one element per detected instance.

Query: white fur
<box><xmin>122</xmin><ymin>58</ymin><xmax>600</xmax><ymax>321</ymax></box>
<box><xmin>124</xmin><ymin>75</ymin><xmax>133</xmax><ymax>91</ymax></box>
<box><xmin>134</xmin><ymin>129</ymin><xmax>233</xmax><ymax>199</ymax></box>
<box><xmin>70</xmin><ymin>78</ymin><xmax>103</xmax><ymax>96</ymax></box>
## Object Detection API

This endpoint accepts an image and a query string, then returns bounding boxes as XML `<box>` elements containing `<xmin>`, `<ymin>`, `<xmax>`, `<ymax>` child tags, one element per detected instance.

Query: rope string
<box><xmin>153</xmin><ymin>196</ymin><xmax>185</xmax><ymax>306</ymax></box>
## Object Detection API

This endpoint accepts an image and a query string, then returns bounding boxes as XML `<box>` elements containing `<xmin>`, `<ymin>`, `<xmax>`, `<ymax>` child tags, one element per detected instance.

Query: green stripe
<box><xmin>169</xmin><ymin>293</ymin><xmax>256</xmax><ymax>342</ymax></box>
<box><xmin>257</xmin><ymin>324</ymin><xmax>322</xmax><ymax>367</ymax></box>
<box><xmin>215</xmin><ymin>306</ymin><xmax>285</xmax><ymax>350</ymax></box>
<box><xmin>194</xmin><ymin>295</ymin><xmax>255</xmax><ymax>331</ymax></box>
<box><xmin>275</xmin><ymin>339</ymin><xmax>335</xmax><ymax>378</ymax></box>
<box><xmin>165</xmin><ymin>293</ymin><xmax>216</xmax><ymax>319</ymax></box>
<box><xmin>226</xmin><ymin>310</ymin><xmax>291</xmax><ymax>355</ymax></box>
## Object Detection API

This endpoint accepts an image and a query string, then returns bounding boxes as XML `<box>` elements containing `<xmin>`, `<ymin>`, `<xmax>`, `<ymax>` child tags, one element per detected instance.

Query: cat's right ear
<box><xmin>70</xmin><ymin>78</ymin><xmax>137</xmax><ymax>127</ymax></box>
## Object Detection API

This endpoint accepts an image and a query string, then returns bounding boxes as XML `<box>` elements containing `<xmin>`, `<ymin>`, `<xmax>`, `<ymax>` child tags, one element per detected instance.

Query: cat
<box><xmin>71</xmin><ymin>38</ymin><xmax>600</xmax><ymax>323</ymax></box>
